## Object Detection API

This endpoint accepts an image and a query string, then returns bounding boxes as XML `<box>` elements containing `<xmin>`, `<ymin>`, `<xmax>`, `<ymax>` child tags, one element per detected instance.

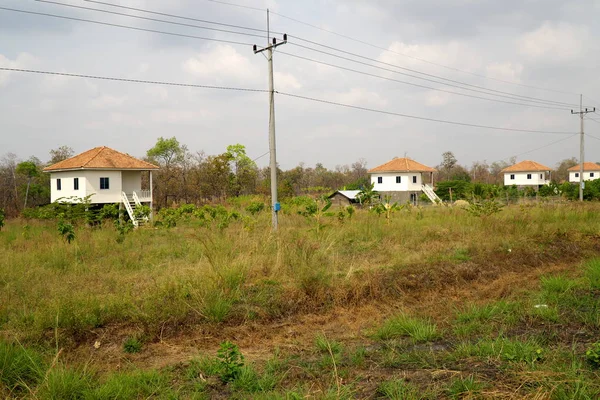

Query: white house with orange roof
<box><xmin>568</xmin><ymin>162</ymin><xmax>600</xmax><ymax>183</ymax></box>
<box><xmin>368</xmin><ymin>157</ymin><xmax>440</xmax><ymax>203</ymax></box>
<box><xmin>501</xmin><ymin>160</ymin><xmax>551</xmax><ymax>187</ymax></box>
<box><xmin>44</xmin><ymin>146</ymin><xmax>159</xmax><ymax>226</ymax></box>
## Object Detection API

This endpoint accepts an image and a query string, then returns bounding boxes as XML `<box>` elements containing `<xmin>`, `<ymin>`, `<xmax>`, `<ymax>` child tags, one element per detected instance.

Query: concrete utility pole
<box><xmin>253</xmin><ymin>10</ymin><xmax>287</xmax><ymax>230</ymax></box>
<box><xmin>571</xmin><ymin>95</ymin><xmax>596</xmax><ymax>201</ymax></box>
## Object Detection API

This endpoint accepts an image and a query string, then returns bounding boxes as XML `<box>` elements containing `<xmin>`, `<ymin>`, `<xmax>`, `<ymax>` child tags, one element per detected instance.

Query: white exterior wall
<box><xmin>504</xmin><ymin>171</ymin><xmax>549</xmax><ymax>186</ymax></box>
<box><xmin>569</xmin><ymin>171</ymin><xmax>600</xmax><ymax>183</ymax></box>
<box><xmin>50</xmin><ymin>171</ymin><xmax>86</xmax><ymax>203</ymax></box>
<box><xmin>371</xmin><ymin>172</ymin><xmax>423</xmax><ymax>192</ymax></box>
<box><xmin>84</xmin><ymin>170</ymin><xmax>123</xmax><ymax>204</ymax></box>
<box><xmin>122</xmin><ymin>171</ymin><xmax>142</xmax><ymax>193</ymax></box>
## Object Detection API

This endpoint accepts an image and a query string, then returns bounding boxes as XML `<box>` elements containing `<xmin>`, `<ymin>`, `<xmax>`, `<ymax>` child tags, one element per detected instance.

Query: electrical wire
<box><xmin>0</xmin><ymin>67</ymin><xmax>268</xmax><ymax>92</ymax></box>
<box><xmin>206</xmin><ymin>0</ymin><xmax>265</xmax><ymax>12</ymax></box>
<box><xmin>252</xmin><ymin>151</ymin><xmax>270</xmax><ymax>162</ymax></box>
<box><xmin>287</xmin><ymin>41</ymin><xmax>581</xmax><ymax>108</ymax></box>
<box><xmin>36</xmin><ymin>0</ymin><xmax>266</xmax><ymax>39</ymax></box>
<box><xmin>0</xmin><ymin>7</ymin><xmax>255</xmax><ymax>47</ymax></box>
<box><xmin>278</xmin><ymin>51</ymin><xmax>569</xmax><ymax>111</ymax></box>
<box><xmin>79</xmin><ymin>0</ymin><xmax>274</xmax><ymax>34</ymax></box>
<box><xmin>587</xmin><ymin>134</ymin><xmax>600</xmax><ymax>142</ymax></box>
<box><xmin>276</xmin><ymin>91</ymin><xmax>577</xmax><ymax>135</ymax></box>
<box><xmin>1</xmin><ymin>66</ymin><xmax>577</xmax><ymax>136</ymax></box>
<box><xmin>270</xmin><ymin>11</ymin><xmax>579</xmax><ymax>96</ymax></box>
<box><xmin>493</xmin><ymin>134</ymin><xmax>578</xmax><ymax>163</ymax></box>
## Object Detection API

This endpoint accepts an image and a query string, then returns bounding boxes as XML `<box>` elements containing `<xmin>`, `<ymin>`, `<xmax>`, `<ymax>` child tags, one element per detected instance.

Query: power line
<box><xmin>287</xmin><ymin>41</ymin><xmax>581</xmax><ymax>108</ymax></box>
<box><xmin>80</xmin><ymin>0</ymin><xmax>274</xmax><ymax>34</ymax></box>
<box><xmin>587</xmin><ymin>134</ymin><xmax>600</xmax><ymax>142</ymax></box>
<box><xmin>0</xmin><ymin>6</ymin><xmax>255</xmax><ymax>47</ymax></box>
<box><xmin>279</xmin><ymin>51</ymin><xmax>569</xmax><ymax>111</ymax></box>
<box><xmin>252</xmin><ymin>151</ymin><xmax>270</xmax><ymax>162</ymax></box>
<box><xmin>0</xmin><ymin>67</ymin><xmax>268</xmax><ymax>92</ymax></box>
<box><xmin>205</xmin><ymin>0</ymin><xmax>264</xmax><ymax>12</ymax></box>
<box><xmin>494</xmin><ymin>134</ymin><xmax>578</xmax><ymax>163</ymax></box>
<box><xmin>36</xmin><ymin>0</ymin><xmax>266</xmax><ymax>39</ymax></box>
<box><xmin>270</xmin><ymin>11</ymin><xmax>578</xmax><ymax>96</ymax></box>
<box><xmin>276</xmin><ymin>91</ymin><xmax>576</xmax><ymax>135</ymax></box>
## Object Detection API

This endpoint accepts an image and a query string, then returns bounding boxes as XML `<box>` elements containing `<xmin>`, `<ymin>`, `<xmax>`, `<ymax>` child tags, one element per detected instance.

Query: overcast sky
<box><xmin>1</xmin><ymin>0</ymin><xmax>599</xmax><ymax>170</ymax></box>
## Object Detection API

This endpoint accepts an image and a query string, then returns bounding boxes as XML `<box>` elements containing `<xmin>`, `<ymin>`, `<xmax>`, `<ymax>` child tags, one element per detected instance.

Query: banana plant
<box><xmin>298</xmin><ymin>196</ymin><xmax>334</xmax><ymax>234</ymax></box>
<box><xmin>373</xmin><ymin>195</ymin><xmax>404</xmax><ymax>224</ymax></box>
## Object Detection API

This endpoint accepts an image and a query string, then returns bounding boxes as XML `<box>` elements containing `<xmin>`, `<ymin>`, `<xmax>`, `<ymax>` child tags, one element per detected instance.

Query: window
<box><xmin>540</xmin><ymin>174</ymin><xmax>543</xmax><ymax>179</ymax></box>
<box><xmin>377</xmin><ymin>176</ymin><xmax>383</xmax><ymax>184</ymax></box>
<box><xmin>575</xmin><ymin>173</ymin><xmax>580</xmax><ymax>178</ymax></box>
<box><xmin>56</xmin><ymin>178</ymin><xmax>61</xmax><ymax>191</ymax></box>
<box><xmin>396</xmin><ymin>176</ymin><xmax>401</xmax><ymax>183</ymax></box>
<box><xmin>527</xmin><ymin>174</ymin><xmax>532</xmax><ymax>180</ymax></box>
<box><xmin>100</xmin><ymin>177</ymin><xmax>110</xmax><ymax>190</ymax></box>
<box><xmin>591</xmin><ymin>173</ymin><xmax>595</xmax><ymax>178</ymax></box>
<box><xmin>74</xmin><ymin>178</ymin><xmax>79</xmax><ymax>191</ymax></box>
<box><xmin>413</xmin><ymin>176</ymin><xmax>417</xmax><ymax>184</ymax></box>
<box><xmin>510</xmin><ymin>174</ymin><xmax>515</xmax><ymax>180</ymax></box>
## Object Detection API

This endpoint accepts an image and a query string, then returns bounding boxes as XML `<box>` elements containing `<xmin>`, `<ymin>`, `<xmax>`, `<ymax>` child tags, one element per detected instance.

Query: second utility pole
<box><xmin>254</xmin><ymin>10</ymin><xmax>287</xmax><ymax>230</ymax></box>
<box><xmin>571</xmin><ymin>95</ymin><xmax>596</xmax><ymax>202</ymax></box>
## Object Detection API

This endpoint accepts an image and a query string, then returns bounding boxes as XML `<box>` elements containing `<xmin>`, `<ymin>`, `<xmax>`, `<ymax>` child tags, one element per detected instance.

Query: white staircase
<box><xmin>421</xmin><ymin>184</ymin><xmax>442</xmax><ymax>204</ymax></box>
<box><xmin>121</xmin><ymin>191</ymin><xmax>148</xmax><ymax>228</ymax></box>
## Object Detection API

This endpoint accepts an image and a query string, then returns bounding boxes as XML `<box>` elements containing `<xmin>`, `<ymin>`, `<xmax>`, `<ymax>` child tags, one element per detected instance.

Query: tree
<box><xmin>441</xmin><ymin>151</ymin><xmax>458</xmax><ymax>171</ymax></box>
<box><xmin>147</xmin><ymin>137</ymin><xmax>185</xmax><ymax>168</ymax></box>
<box><xmin>49</xmin><ymin>145</ymin><xmax>74</xmax><ymax>165</ymax></box>
<box><xmin>226</xmin><ymin>144</ymin><xmax>257</xmax><ymax>196</ymax></box>
<box><xmin>554</xmin><ymin>157</ymin><xmax>578</xmax><ymax>183</ymax></box>
<box><xmin>16</xmin><ymin>160</ymin><xmax>40</xmax><ymax>209</ymax></box>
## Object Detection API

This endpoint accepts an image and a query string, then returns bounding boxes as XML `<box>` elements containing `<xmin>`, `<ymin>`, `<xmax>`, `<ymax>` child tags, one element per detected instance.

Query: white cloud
<box><xmin>183</xmin><ymin>45</ymin><xmax>259</xmax><ymax>83</ymax></box>
<box><xmin>518</xmin><ymin>22</ymin><xmax>589</xmax><ymax>62</ymax></box>
<box><xmin>334</xmin><ymin>87</ymin><xmax>388</xmax><ymax>107</ymax></box>
<box><xmin>425</xmin><ymin>91</ymin><xmax>450</xmax><ymax>107</ymax></box>
<box><xmin>379</xmin><ymin>41</ymin><xmax>483</xmax><ymax>74</ymax></box>
<box><xmin>89</xmin><ymin>95</ymin><xmax>127</xmax><ymax>110</ymax></box>
<box><xmin>0</xmin><ymin>52</ymin><xmax>36</xmax><ymax>87</ymax></box>
<box><xmin>485</xmin><ymin>62</ymin><xmax>523</xmax><ymax>82</ymax></box>
<box><xmin>274</xmin><ymin>71</ymin><xmax>301</xmax><ymax>90</ymax></box>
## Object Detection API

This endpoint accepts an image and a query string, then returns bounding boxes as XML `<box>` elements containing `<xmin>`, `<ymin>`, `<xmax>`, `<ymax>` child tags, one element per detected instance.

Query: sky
<box><xmin>1</xmin><ymin>0</ymin><xmax>600</xmax><ymax>171</ymax></box>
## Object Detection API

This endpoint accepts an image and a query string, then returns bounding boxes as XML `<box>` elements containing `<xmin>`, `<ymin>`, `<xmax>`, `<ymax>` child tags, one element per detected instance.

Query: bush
<box><xmin>586</xmin><ymin>342</ymin><xmax>600</xmax><ymax>368</ymax></box>
<box><xmin>0</xmin><ymin>341</ymin><xmax>44</xmax><ymax>391</ymax></box>
<box><xmin>123</xmin><ymin>336</ymin><xmax>143</xmax><ymax>354</ymax></box>
<box><xmin>217</xmin><ymin>341</ymin><xmax>245</xmax><ymax>383</ymax></box>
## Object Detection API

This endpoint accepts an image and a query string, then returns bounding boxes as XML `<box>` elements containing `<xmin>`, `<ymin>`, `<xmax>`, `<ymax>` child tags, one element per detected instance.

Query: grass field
<box><xmin>1</xmin><ymin>200</ymin><xmax>600</xmax><ymax>398</ymax></box>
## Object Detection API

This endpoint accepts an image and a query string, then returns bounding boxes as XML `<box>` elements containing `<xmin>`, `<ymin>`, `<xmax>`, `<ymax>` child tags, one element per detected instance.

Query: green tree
<box><xmin>16</xmin><ymin>160</ymin><xmax>40</xmax><ymax>209</ymax></box>
<box><xmin>146</xmin><ymin>137</ymin><xmax>185</xmax><ymax>168</ymax></box>
<box><xmin>226</xmin><ymin>144</ymin><xmax>257</xmax><ymax>196</ymax></box>
<box><xmin>356</xmin><ymin>182</ymin><xmax>379</xmax><ymax>206</ymax></box>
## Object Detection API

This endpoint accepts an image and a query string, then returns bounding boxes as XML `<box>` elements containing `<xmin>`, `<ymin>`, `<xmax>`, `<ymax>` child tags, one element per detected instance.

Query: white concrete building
<box><xmin>501</xmin><ymin>160</ymin><xmax>551</xmax><ymax>187</ymax></box>
<box><xmin>368</xmin><ymin>157</ymin><xmax>440</xmax><ymax>203</ymax></box>
<box><xmin>44</xmin><ymin>146</ymin><xmax>159</xmax><ymax>226</ymax></box>
<box><xmin>568</xmin><ymin>162</ymin><xmax>600</xmax><ymax>183</ymax></box>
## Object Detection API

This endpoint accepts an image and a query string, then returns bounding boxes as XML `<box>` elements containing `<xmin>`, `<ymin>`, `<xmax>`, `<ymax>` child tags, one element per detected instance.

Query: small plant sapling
<box><xmin>216</xmin><ymin>341</ymin><xmax>245</xmax><ymax>383</ymax></box>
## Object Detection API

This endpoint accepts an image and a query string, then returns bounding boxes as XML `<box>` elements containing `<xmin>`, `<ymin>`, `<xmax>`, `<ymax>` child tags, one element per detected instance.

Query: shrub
<box><xmin>245</xmin><ymin>202</ymin><xmax>265</xmax><ymax>215</ymax></box>
<box><xmin>464</xmin><ymin>199</ymin><xmax>503</xmax><ymax>217</ymax></box>
<box><xmin>217</xmin><ymin>341</ymin><xmax>245</xmax><ymax>383</ymax></box>
<box><xmin>123</xmin><ymin>336</ymin><xmax>143</xmax><ymax>354</ymax></box>
<box><xmin>0</xmin><ymin>208</ymin><xmax>5</xmax><ymax>231</ymax></box>
<box><xmin>57</xmin><ymin>220</ymin><xmax>75</xmax><ymax>243</ymax></box>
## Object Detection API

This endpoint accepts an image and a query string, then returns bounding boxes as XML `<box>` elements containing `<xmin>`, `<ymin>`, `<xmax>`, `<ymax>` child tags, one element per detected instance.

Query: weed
<box><xmin>585</xmin><ymin>258</ymin><xmax>600</xmax><ymax>289</ymax></box>
<box><xmin>585</xmin><ymin>342</ymin><xmax>600</xmax><ymax>368</ymax></box>
<box><xmin>315</xmin><ymin>333</ymin><xmax>343</xmax><ymax>354</ymax></box>
<box><xmin>217</xmin><ymin>341</ymin><xmax>245</xmax><ymax>383</ymax></box>
<box><xmin>38</xmin><ymin>365</ymin><xmax>91</xmax><ymax>399</ymax></box>
<box><xmin>57</xmin><ymin>220</ymin><xmax>75</xmax><ymax>243</ymax></box>
<box><xmin>375</xmin><ymin>314</ymin><xmax>440</xmax><ymax>342</ymax></box>
<box><xmin>377</xmin><ymin>379</ymin><xmax>422</xmax><ymax>399</ymax></box>
<box><xmin>447</xmin><ymin>375</ymin><xmax>485</xmax><ymax>399</ymax></box>
<box><xmin>123</xmin><ymin>336</ymin><xmax>143</xmax><ymax>354</ymax></box>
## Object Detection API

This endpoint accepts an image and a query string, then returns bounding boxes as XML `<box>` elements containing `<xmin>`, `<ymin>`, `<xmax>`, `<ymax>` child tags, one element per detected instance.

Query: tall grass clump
<box><xmin>585</xmin><ymin>258</ymin><xmax>600</xmax><ymax>289</ymax></box>
<box><xmin>0</xmin><ymin>341</ymin><xmax>44</xmax><ymax>392</ymax></box>
<box><xmin>377</xmin><ymin>379</ymin><xmax>425</xmax><ymax>399</ymax></box>
<box><xmin>375</xmin><ymin>314</ymin><xmax>440</xmax><ymax>342</ymax></box>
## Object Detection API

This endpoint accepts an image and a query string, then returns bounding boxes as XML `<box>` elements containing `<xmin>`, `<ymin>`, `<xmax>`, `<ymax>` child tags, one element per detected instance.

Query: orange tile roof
<box><xmin>44</xmin><ymin>146</ymin><xmax>159</xmax><ymax>172</ymax></box>
<box><xmin>501</xmin><ymin>160</ymin><xmax>551</xmax><ymax>173</ymax></box>
<box><xmin>567</xmin><ymin>162</ymin><xmax>600</xmax><ymax>172</ymax></box>
<box><xmin>368</xmin><ymin>157</ymin><xmax>436</xmax><ymax>173</ymax></box>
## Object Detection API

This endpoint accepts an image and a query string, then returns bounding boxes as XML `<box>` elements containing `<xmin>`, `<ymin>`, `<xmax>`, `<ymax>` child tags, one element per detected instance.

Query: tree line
<box><xmin>0</xmin><ymin>138</ymin><xmax>591</xmax><ymax>218</ymax></box>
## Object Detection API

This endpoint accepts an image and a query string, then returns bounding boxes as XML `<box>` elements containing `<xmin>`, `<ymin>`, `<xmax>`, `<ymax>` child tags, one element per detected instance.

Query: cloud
<box><xmin>518</xmin><ymin>22</ymin><xmax>589</xmax><ymax>62</ymax></box>
<box><xmin>182</xmin><ymin>45</ymin><xmax>259</xmax><ymax>83</ymax></box>
<box><xmin>379</xmin><ymin>41</ymin><xmax>483</xmax><ymax>74</ymax></box>
<box><xmin>0</xmin><ymin>52</ymin><xmax>36</xmax><ymax>87</ymax></box>
<box><xmin>485</xmin><ymin>62</ymin><xmax>523</xmax><ymax>82</ymax></box>
<box><xmin>334</xmin><ymin>87</ymin><xmax>388</xmax><ymax>107</ymax></box>
<box><xmin>274</xmin><ymin>71</ymin><xmax>301</xmax><ymax>90</ymax></box>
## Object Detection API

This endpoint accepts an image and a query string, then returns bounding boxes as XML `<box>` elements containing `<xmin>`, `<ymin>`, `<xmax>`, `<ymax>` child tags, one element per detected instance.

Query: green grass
<box><xmin>375</xmin><ymin>314</ymin><xmax>440</xmax><ymax>342</ymax></box>
<box><xmin>2</xmin><ymin>203</ymin><xmax>600</xmax><ymax>397</ymax></box>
